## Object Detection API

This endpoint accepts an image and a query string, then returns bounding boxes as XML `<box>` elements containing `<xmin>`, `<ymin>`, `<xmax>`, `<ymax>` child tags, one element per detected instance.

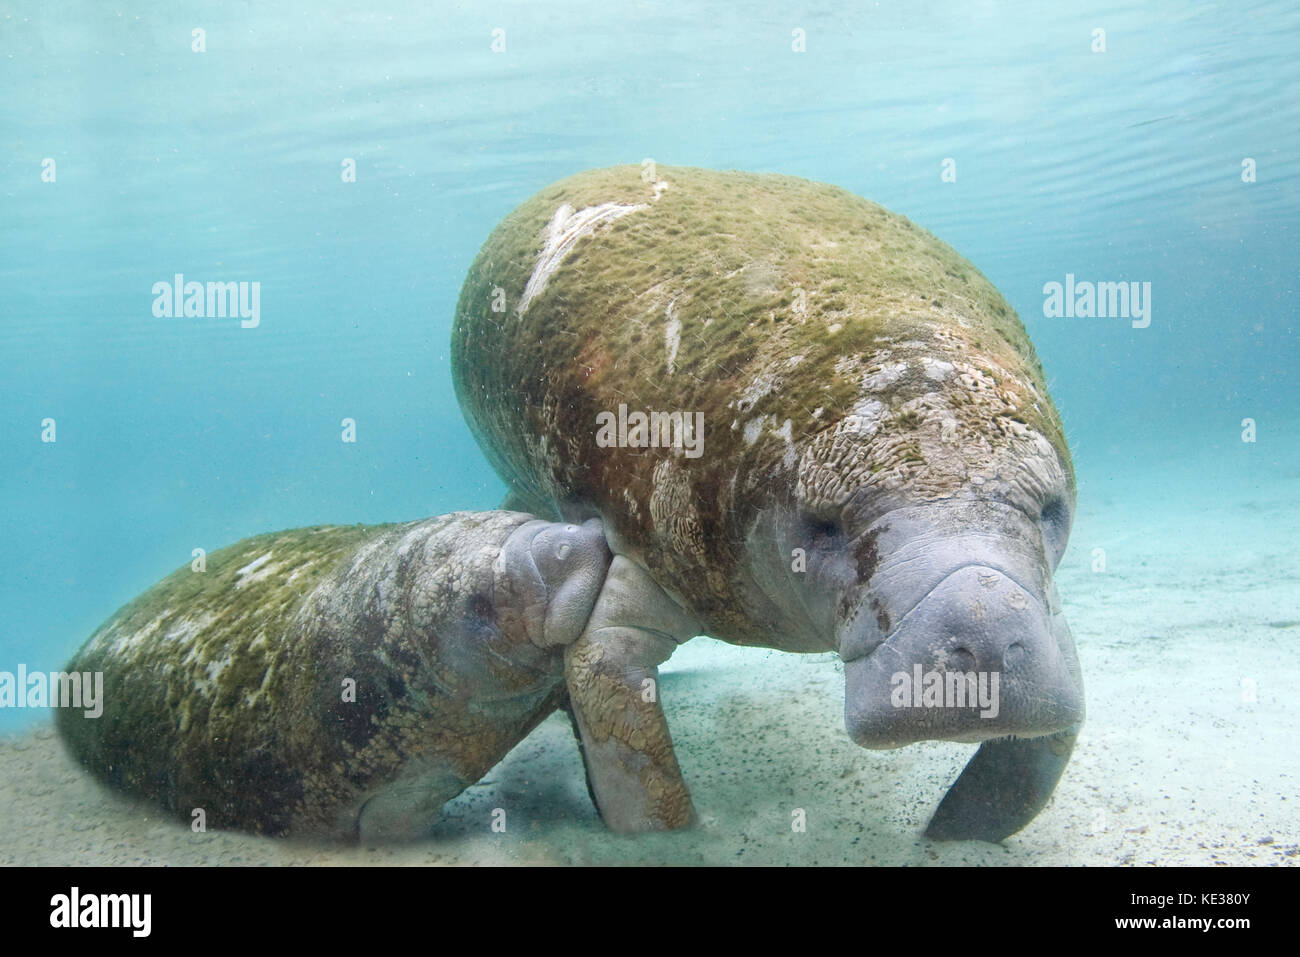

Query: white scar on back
<box><xmin>665</xmin><ymin>299</ymin><xmax>681</xmax><ymax>373</ymax></box>
<box><xmin>234</xmin><ymin>551</ymin><xmax>278</xmax><ymax>589</ymax></box>
<box><xmin>518</xmin><ymin>201</ymin><xmax>648</xmax><ymax>315</ymax></box>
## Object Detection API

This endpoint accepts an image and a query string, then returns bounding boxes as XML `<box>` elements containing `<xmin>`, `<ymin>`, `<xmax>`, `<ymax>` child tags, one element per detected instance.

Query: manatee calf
<box><xmin>57</xmin><ymin>512</ymin><xmax>624</xmax><ymax>841</ymax></box>
<box><xmin>453</xmin><ymin>164</ymin><xmax>1084</xmax><ymax>841</ymax></box>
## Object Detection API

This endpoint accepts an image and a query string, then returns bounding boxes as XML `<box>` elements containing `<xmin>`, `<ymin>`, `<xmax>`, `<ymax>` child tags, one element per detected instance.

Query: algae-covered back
<box><xmin>453</xmin><ymin>164</ymin><xmax>1067</xmax><ymax>482</ymax></box>
<box><xmin>67</xmin><ymin>523</ymin><xmax>385</xmax><ymax>685</ymax></box>
<box><xmin>452</xmin><ymin>165</ymin><xmax>1072</xmax><ymax>643</ymax></box>
<box><xmin>57</xmin><ymin>523</ymin><xmax>390</xmax><ymax>828</ymax></box>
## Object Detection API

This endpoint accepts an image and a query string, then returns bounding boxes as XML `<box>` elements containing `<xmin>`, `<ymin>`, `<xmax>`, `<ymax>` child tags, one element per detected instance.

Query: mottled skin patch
<box><xmin>564</xmin><ymin>637</ymin><xmax>691</xmax><ymax>829</ymax></box>
<box><xmin>58</xmin><ymin>513</ymin><xmax>590</xmax><ymax>839</ymax></box>
<box><xmin>452</xmin><ymin>164</ymin><xmax>1073</xmax><ymax>650</ymax></box>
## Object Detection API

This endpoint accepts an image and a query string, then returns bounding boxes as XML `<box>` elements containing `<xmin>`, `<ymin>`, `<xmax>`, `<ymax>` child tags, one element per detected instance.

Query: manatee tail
<box><xmin>924</xmin><ymin>725</ymin><xmax>1079</xmax><ymax>842</ymax></box>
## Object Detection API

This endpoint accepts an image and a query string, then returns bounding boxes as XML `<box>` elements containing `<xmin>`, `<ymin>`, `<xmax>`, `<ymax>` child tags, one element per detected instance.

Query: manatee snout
<box><xmin>504</xmin><ymin>517</ymin><xmax>610</xmax><ymax>647</ymax></box>
<box><xmin>843</xmin><ymin>562</ymin><xmax>1083</xmax><ymax>749</ymax></box>
<box><xmin>838</xmin><ymin>500</ymin><xmax>1083</xmax><ymax>749</ymax></box>
<box><xmin>828</xmin><ymin>500</ymin><xmax>1084</xmax><ymax>842</ymax></box>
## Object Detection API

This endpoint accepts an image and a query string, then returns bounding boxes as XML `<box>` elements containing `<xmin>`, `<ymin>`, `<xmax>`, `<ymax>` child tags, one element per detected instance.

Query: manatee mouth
<box><xmin>842</xmin><ymin>562</ymin><xmax>1083</xmax><ymax>750</ymax></box>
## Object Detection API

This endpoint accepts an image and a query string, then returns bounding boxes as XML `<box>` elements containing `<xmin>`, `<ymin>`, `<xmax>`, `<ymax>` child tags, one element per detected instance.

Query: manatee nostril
<box><xmin>1004</xmin><ymin>641</ymin><xmax>1025</xmax><ymax>668</ymax></box>
<box><xmin>950</xmin><ymin>647</ymin><xmax>976</xmax><ymax>672</ymax></box>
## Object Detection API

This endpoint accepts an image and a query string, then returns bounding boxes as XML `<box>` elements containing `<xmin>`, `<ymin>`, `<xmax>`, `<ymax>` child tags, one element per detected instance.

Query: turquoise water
<box><xmin>1</xmin><ymin>0</ymin><xmax>1297</xmax><ymax>753</ymax></box>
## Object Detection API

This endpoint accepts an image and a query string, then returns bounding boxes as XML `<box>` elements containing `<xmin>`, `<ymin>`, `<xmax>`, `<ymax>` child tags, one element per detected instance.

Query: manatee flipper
<box><xmin>563</xmin><ymin>556</ymin><xmax>699</xmax><ymax>831</ymax></box>
<box><xmin>924</xmin><ymin>725</ymin><xmax>1079</xmax><ymax>842</ymax></box>
<box><xmin>565</xmin><ymin>629</ymin><xmax>691</xmax><ymax>831</ymax></box>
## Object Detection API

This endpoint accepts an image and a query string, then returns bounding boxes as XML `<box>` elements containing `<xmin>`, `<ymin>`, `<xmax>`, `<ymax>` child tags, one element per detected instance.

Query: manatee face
<box><xmin>836</xmin><ymin>502</ymin><xmax>1082</xmax><ymax>748</ymax></box>
<box><xmin>759</xmin><ymin>426</ymin><xmax>1083</xmax><ymax>750</ymax></box>
<box><xmin>498</xmin><ymin>518</ymin><xmax>610</xmax><ymax>648</ymax></box>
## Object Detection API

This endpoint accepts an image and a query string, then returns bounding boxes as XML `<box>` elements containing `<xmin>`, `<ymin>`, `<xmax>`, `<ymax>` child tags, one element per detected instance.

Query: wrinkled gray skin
<box><xmin>753</xmin><ymin>494</ymin><xmax>1082</xmax><ymax>748</ymax></box>
<box><xmin>753</xmin><ymin>495</ymin><xmax>1084</xmax><ymax>841</ymax></box>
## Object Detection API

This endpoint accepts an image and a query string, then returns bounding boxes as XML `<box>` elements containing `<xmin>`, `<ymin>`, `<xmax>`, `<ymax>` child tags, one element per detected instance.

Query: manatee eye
<box><xmin>809</xmin><ymin>518</ymin><xmax>839</xmax><ymax>538</ymax></box>
<box><xmin>1040</xmin><ymin>498</ymin><xmax>1066</xmax><ymax>527</ymax></box>
<box><xmin>553</xmin><ymin>525</ymin><xmax>582</xmax><ymax>561</ymax></box>
<box><xmin>1039</xmin><ymin>497</ymin><xmax>1071</xmax><ymax>568</ymax></box>
<box><xmin>799</xmin><ymin>510</ymin><xmax>844</xmax><ymax>544</ymax></box>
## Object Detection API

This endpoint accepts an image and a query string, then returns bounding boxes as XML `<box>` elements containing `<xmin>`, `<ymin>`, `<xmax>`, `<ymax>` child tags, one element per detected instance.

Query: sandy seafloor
<box><xmin>2</xmin><ymin>449</ymin><xmax>1297</xmax><ymax>866</ymax></box>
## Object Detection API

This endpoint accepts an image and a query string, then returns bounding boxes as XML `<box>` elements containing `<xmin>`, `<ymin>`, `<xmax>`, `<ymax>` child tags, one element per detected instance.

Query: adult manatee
<box><xmin>452</xmin><ymin>164</ymin><xmax>1084</xmax><ymax>841</ymax></box>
